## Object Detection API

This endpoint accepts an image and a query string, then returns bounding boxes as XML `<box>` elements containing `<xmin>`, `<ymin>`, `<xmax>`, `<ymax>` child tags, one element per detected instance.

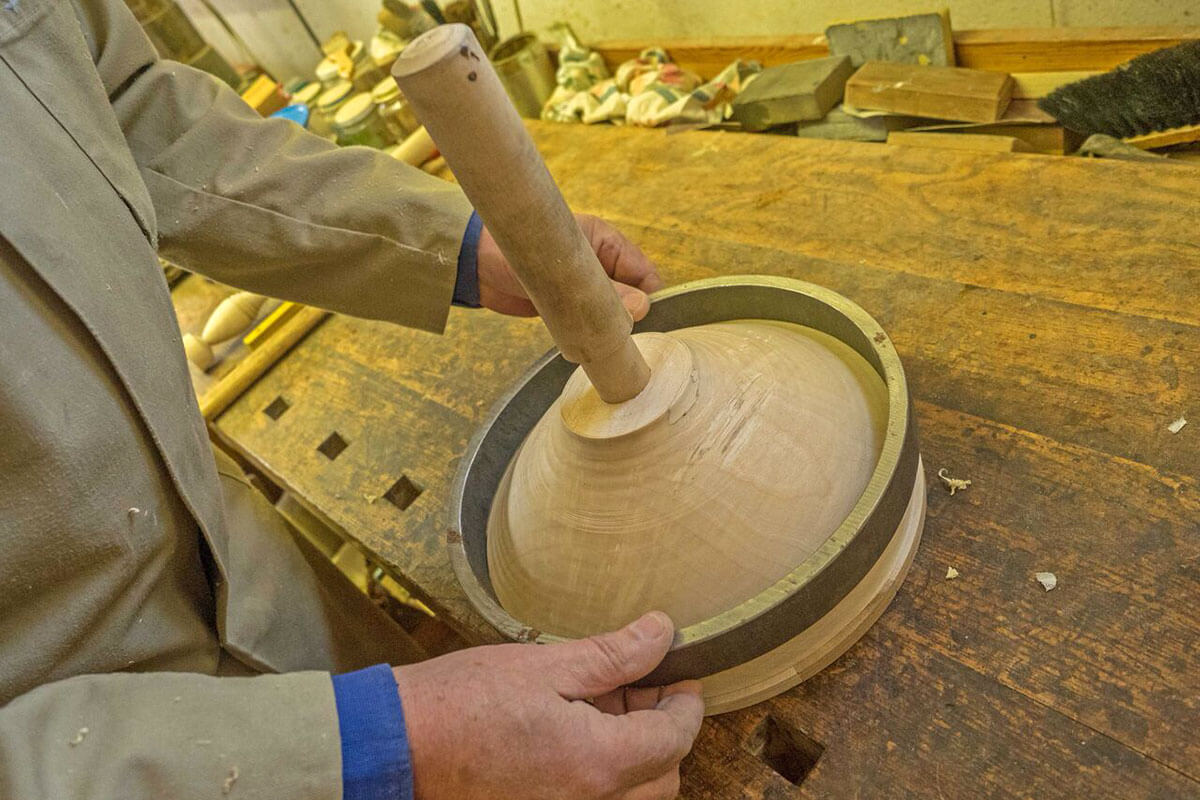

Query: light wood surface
<box><xmin>702</xmin><ymin>464</ymin><xmax>926</xmax><ymax>715</ymax></box>
<box><xmin>392</xmin><ymin>24</ymin><xmax>649</xmax><ymax>402</ymax></box>
<box><xmin>846</xmin><ymin>61</ymin><xmax>1015</xmax><ymax>123</ymax></box>
<box><xmin>210</xmin><ymin>123</ymin><xmax>1200</xmax><ymax>798</ymax></box>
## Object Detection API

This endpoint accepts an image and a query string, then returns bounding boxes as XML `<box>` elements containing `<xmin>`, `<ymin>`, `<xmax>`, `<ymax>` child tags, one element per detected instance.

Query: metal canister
<box><xmin>349</xmin><ymin>41</ymin><xmax>387</xmax><ymax>93</ymax></box>
<box><xmin>371</xmin><ymin>77</ymin><xmax>420</xmax><ymax>142</ymax></box>
<box><xmin>332</xmin><ymin>92</ymin><xmax>392</xmax><ymax>149</ymax></box>
<box><xmin>488</xmin><ymin>33</ymin><xmax>556</xmax><ymax>118</ymax></box>
<box><xmin>291</xmin><ymin>82</ymin><xmax>322</xmax><ymax>108</ymax></box>
<box><xmin>310</xmin><ymin>80</ymin><xmax>354</xmax><ymax>141</ymax></box>
<box><xmin>315</xmin><ymin>56</ymin><xmax>342</xmax><ymax>89</ymax></box>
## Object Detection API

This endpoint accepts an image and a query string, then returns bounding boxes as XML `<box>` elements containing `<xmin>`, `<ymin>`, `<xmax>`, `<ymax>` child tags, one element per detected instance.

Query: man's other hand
<box><xmin>476</xmin><ymin>214</ymin><xmax>664</xmax><ymax>321</ymax></box>
<box><xmin>394</xmin><ymin>611</ymin><xmax>703</xmax><ymax>800</ymax></box>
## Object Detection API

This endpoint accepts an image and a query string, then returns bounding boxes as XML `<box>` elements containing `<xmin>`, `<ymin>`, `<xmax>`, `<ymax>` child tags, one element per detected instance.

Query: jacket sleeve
<box><xmin>73</xmin><ymin>0</ymin><xmax>474</xmax><ymax>334</ymax></box>
<box><xmin>0</xmin><ymin>670</ymin><xmax>342</xmax><ymax>800</ymax></box>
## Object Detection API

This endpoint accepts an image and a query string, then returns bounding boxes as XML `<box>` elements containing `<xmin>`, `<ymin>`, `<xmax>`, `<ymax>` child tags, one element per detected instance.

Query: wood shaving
<box><xmin>1035</xmin><ymin>572</ymin><xmax>1057</xmax><ymax>592</ymax></box>
<box><xmin>68</xmin><ymin>727</ymin><xmax>88</xmax><ymax>747</ymax></box>
<box><xmin>222</xmin><ymin>766</ymin><xmax>239</xmax><ymax>795</ymax></box>
<box><xmin>945</xmin><ymin>566</ymin><xmax>959</xmax><ymax>579</ymax></box>
<box><xmin>937</xmin><ymin>468</ymin><xmax>972</xmax><ymax>496</ymax></box>
<box><xmin>1168</xmin><ymin>416</ymin><xmax>1188</xmax><ymax>434</ymax></box>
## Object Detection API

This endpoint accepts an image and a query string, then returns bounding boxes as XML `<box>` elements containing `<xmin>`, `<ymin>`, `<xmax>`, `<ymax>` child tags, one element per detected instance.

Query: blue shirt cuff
<box><xmin>331</xmin><ymin>664</ymin><xmax>414</xmax><ymax>800</ymax></box>
<box><xmin>453</xmin><ymin>210</ymin><xmax>483</xmax><ymax>308</ymax></box>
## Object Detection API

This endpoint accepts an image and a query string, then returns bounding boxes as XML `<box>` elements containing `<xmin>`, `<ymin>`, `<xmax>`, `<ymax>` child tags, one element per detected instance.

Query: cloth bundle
<box><xmin>543</xmin><ymin>42</ymin><xmax>760</xmax><ymax>128</ymax></box>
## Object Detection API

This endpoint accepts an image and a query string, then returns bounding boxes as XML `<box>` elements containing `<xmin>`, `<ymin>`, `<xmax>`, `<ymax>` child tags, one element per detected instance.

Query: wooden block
<box><xmin>845</xmin><ymin>60</ymin><xmax>1013</xmax><ymax>123</ymax></box>
<box><xmin>888</xmin><ymin>131</ymin><xmax>1031</xmax><ymax>153</ymax></box>
<box><xmin>1010</xmin><ymin>70</ymin><xmax>1099</xmax><ymax>99</ymax></box>
<box><xmin>239</xmin><ymin>74</ymin><xmax>287</xmax><ymax>117</ymax></box>
<box><xmin>731</xmin><ymin>56</ymin><xmax>853</xmax><ymax>130</ymax></box>
<box><xmin>826</xmin><ymin>10</ymin><xmax>955</xmax><ymax>68</ymax></box>
<box><xmin>911</xmin><ymin>120</ymin><xmax>1084</xmax><ymax>154</ymax></box>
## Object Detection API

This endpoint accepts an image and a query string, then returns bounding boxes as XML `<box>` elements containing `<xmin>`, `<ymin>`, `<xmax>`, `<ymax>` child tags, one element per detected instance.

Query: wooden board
<box><xmin>888</xmin><ymin>131</ymin><xmax>1030</xmax><ymax>152</ymax></box>
<box><xmin>909</xmin><ymin>120</ymin><xmax>1083</xmax><ymax>154</ymax></box>
<box><xmin>845</xmin><ymin>61</ymin><xmax>1014</xmax><ymax>123</ymax></box>
<box><xmin>213</xmin><ymin>123</ymin><xmax>1200</xmax><ymax>798</ymax></box>
<box><xmin>577</xmin><ymin>27</ymin><xmax>1200</xmax><ymax>81</ymax></box>
<box><xmin>1011</xmin><ymin>70</ymin><xmax>1099</xmax><ymax>99</ymax></box>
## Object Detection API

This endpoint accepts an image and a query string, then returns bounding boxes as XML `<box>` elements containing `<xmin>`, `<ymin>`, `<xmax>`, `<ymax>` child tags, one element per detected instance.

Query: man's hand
<box><xmin>395</xmin><ymin>611</ymin><xmax>704</xmax><ymax>800</ymax></box>
<box><xmin>476</xmin><ymin>214</ymin><xmax>664</xmax><ymax>321</ymax></box>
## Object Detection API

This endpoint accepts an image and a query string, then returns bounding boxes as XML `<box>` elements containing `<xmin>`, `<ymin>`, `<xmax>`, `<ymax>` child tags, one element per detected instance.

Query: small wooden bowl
<box><xmin>449</xmin><ymin>276</ymin><xmax>924</xmax><ymax>713</ymax></box>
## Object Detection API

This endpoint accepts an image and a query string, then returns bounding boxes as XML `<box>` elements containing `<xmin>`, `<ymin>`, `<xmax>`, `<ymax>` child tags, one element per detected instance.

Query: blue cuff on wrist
<box><xmin>453</xmin><ymin>210</ymin><xmax>484</xmax><ymax>308</ymax></box>
<box><xmin>331</xmin><ymin>664</ymin><xmax>414</xmax><ymax>800</ymax></box>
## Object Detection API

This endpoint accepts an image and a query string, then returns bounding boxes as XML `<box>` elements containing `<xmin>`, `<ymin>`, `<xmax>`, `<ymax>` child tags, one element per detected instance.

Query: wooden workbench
<box><xmin>210</xmin><ymin>122</ymin><xmax>1199</xmax><ymax>798</ymax></box>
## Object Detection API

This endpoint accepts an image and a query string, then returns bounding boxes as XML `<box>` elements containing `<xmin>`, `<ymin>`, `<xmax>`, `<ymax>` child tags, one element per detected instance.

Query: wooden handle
<box><xmin>392</xmin><ymin>24</ymin><xmax>649</xmax><ymax>403</ymax></box>
<box><xmin>199</xmin><ymin>305</ymin><xmax>328</xmax><ymax>420</ymax></box>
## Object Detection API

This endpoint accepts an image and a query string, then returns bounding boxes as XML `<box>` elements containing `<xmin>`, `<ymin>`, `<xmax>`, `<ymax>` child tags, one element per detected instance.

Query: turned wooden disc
<box><xmin>700</xmin><ymin>462</ymin><xmax>925</xmax><ymax>714</ymax></box>
<box><xmin>488</xmin><ymin>320</ymin><xmax>889</xmax><ymax>641</ymax></box>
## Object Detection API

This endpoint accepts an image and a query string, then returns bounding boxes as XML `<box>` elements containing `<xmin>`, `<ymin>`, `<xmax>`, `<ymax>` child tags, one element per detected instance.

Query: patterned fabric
<box><xmin>543</xmin><ymin>43</ymin><xmax>761</xmax><ymax>129</ymax></box>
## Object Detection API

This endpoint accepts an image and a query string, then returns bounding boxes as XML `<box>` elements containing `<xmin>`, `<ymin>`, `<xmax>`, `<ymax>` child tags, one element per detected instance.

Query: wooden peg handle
<box><xmin>392</xmin><ymin>24</ymin><xmax>650</xmax><ymax>403</ymax></box>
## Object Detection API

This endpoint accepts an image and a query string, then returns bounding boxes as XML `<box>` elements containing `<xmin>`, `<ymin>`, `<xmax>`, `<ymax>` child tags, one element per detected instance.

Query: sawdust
<box><xmin>222</xmin><ymin>766</ymin><xmax>239</xmax><ymax>795</ymax></box>
<box><xmin>68</xmin><ymin>727</ymin><xmax>88</xmax><ymax>747</ymax></box>
<box><xmin>937</xmin><ymin>468</ymin><xmax>971</xmax><ymax>496</ymax></box>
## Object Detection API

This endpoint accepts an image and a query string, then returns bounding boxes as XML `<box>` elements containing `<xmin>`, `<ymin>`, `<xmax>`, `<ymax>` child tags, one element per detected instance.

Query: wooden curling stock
<box><xmin>392</xmin><ymin>24</ymin><xmax>650</xmax><ymax>402</ymax></box>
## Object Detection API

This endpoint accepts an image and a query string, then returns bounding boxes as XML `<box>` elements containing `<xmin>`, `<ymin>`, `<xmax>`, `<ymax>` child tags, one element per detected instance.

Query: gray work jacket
<box><xmin>0</xmin><ymin>0</ymin><xmax>473</xmax><ymax>796</ymax></box>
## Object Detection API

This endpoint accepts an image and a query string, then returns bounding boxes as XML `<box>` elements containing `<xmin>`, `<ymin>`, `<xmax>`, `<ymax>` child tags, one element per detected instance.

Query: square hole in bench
<box><xmin>317</xmin><ymin>432</ymin><xmax>348</xmax><ymax>461</ymax></box>
<box><xmin>263</xmin><ymin>396</ymin><xmax>290</xmax><ymax>420</ymax></box>
<box><xmin>743</xmin><ymin>715</ymin><xmax>824</xmax><ymax>786</ymax></box>
<box><xmin>384</xmin><ymin>475</ymin><xmax>423</xmax><ymax>511</ymax></box>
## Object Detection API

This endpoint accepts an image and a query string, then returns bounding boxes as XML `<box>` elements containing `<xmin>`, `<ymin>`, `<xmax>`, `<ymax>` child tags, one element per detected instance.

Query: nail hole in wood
<box><xmin>743</xmin><ymin>715</ymin><xmax>824</xmax><ymax>786</ymax></box>
<box><xmin>383</xmin><ymin>475</ymin><xmax>423</xmax><ymax>511</ymax></box>
<box><xmin>263</xmin><ymin>396</ymin><xmax>290</xmax><ymax>420</ymax></box>
<box><xmin>317</xmin><ymin>432</ymin><xmax>348</xmax><ymax>461</ymax></box>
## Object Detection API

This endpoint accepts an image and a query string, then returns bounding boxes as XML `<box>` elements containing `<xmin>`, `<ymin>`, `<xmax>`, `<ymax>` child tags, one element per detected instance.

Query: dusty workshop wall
<box><xmin>490</xmin><ymin>0</ymin><xmax>1198</xmax><ymax>41</ymax></box>
<box><xmin>175</xmin><ymin>0</ymin><xmax>378</xmax><ymax>81</ymax></box>
<box><xmin>175</xmin><ymin>0</ymin><xmax>1199</xmax><ymax>82</ymax></box>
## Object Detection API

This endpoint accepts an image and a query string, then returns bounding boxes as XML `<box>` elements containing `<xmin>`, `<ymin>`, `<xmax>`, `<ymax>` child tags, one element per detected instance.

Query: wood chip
<box><xmin>1168</xmin><ymin>416</ymin><xmax>1187</xmax><ymax>434</ymax></box>
<box><xmin>937</xmin><ymin>468</ymin><xmax>972</xmax><ymax>496</ymax></box>
<box><xmin>222</xmin><ymin>766</ymin><xmax>239</xmax><ymax>795</ymax></box>
<box><xmin>946</xmin><ymin>566</ymin><xmax>959</xmax><ymax>579</ymax></box>
<box><xmin>1035</xmin><ymin>571</ymin><xmax>1057</xmax><ymax>591</ymax></box>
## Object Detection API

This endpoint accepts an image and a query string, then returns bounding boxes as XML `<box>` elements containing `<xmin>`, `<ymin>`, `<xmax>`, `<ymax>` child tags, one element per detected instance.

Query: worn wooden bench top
<box><xmin>211</xmin><ymin>122</ymin><xmax>1199</xmax><ymax>798</ymax></box>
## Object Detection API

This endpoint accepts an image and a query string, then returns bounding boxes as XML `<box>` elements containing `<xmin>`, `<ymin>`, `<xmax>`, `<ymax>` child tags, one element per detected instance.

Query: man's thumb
<box><xmin>550</xmin><ymin>611</ymin><xmax>675</xmax><ymax>699</ymax></box>
<box><xmin>614</xmin><ymin>282</ymin><xmax>651</xmax><ymax>322</ymax></box>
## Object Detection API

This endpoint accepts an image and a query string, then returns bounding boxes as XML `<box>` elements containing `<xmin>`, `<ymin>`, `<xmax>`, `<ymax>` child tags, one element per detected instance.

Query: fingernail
<box><xmin>631</xmin><ymin>611</ymin><xmax>667</xmax><ymax>641</ymax></box>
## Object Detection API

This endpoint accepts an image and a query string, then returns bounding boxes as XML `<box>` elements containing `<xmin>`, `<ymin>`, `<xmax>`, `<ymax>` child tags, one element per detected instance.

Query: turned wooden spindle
<box><xmin>392</xmin><ymin>24</ymin><xmax>650</xmax><ymax>403</ymax></box>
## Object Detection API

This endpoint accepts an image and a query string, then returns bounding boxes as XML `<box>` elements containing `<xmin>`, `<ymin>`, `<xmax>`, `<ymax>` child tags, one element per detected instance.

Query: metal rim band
<box><xmin>448</xmin><ymin>275</ymin><xmax>920</xmax><ymax>684</ymax></box>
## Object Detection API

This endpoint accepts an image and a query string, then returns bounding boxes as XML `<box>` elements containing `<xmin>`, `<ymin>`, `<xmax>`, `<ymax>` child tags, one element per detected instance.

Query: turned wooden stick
<box><xmin>392</xmin><ymin>24</ymin><xmax>650</xmax><ymax>403</ymax></box>
<box><xmin>199</xmin><ymin>305</ymin><xmax>328</xmax><ymax>420</ymax></box>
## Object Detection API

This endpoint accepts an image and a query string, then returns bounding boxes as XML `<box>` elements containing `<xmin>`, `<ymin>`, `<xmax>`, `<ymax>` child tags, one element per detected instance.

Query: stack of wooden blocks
<box><xmin>726</xmin><ymin>10</ymin><xmax>1085</xmax><ymax>155</ymax></box>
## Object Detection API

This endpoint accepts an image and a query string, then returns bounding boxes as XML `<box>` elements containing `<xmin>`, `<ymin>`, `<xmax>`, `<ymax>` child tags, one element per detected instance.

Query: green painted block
<box><xmin>731</xmin><ymin>56</ymin><xmax>854</xmax><ymax>131</ymax></box>
<box><xmin>826</xmin><ymin>11</ymin><xmax>955</xmax><ymax>68</ymax></box>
